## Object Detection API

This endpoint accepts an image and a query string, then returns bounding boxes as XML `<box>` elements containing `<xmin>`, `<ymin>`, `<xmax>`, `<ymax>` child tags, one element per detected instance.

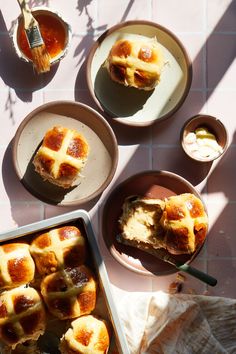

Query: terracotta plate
<box><xmin>13</xmin><ymin>101</ymin><xmax>118</xmax><ymax>206</ymax></box>
<box><xmin>102</xmin><ymin>170</ymin><xmax>206</xmax><ymax>276</ymax></box>
<box><xmin>87</xmin><ymin>20</ymin><xmax>192</xmax><ymax>127</ymax></box>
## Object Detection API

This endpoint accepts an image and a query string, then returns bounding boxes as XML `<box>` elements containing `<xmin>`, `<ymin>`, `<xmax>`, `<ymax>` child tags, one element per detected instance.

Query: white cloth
<box><xmin>118</xmin><ymin>292</ymin><xmax>236</xmax><ymax>354</ymax></box>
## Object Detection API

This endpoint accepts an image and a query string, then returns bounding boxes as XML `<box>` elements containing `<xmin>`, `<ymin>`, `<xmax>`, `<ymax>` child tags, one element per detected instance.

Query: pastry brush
<box><xmin>17</xmin><ymin>0</ymin><xmax>51</xmax><ymax>74</ymax></box>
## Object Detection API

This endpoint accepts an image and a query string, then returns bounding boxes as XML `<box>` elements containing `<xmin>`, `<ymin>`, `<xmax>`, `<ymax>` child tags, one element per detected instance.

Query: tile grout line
<box><xmin>203</xmin><ymin>0</ymin><xmax>209</xmax><ymax>268</ymax></box>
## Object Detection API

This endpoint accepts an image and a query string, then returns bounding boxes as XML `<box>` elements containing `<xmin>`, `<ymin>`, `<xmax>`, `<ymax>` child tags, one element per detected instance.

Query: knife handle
<box><xmin>177</xmin><ymin>263</ymin><xmax>217</xmax><ymax>287</ymax></box>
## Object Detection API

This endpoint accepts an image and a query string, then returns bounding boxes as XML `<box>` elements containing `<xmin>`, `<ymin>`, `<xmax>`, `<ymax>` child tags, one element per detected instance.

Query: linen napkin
<box><xmin>118</xmin><ymin>291</ymin><xmax>236</xmax><ymax>354</ymax></box>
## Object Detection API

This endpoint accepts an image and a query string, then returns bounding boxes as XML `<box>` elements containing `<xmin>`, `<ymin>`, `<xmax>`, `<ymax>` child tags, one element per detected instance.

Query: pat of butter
<box><xmin>185</xmin><ymin>127</ymin><xmax>223</xmax><ymax>159</ymax></box>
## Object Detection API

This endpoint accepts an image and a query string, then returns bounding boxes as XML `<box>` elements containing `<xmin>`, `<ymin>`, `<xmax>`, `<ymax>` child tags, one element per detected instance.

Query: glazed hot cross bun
<box><xmin>33</xmin><ymin>126</ymin><xmax>89</xmax><ymax>189</ymax></box>
<box><xmin>59</xmin><ymin>315</ymin><xmax>110</xmax><ymax>354</ymax></box>
<box><xmin>0</xmin><ymin>244</ymin><xmax>35</xmax><ymax>290</ymax></box>
<box><xmin>160</xmin><ymin>193</ymin><xmax>208</xmax><ymax>255</ymax></box>
<box><xmin>30</xmin><ymin>226</ymin><xmax>86</xmax><ymax>276</ymax></box>
<box><xmin>105</xmin><ymin>35</ymin><xmax>164</xmax><ymax>90</ymax></box>
<box><xmin>0</xmin><ymin>286</ymin><xmax>46</xmax><ymax>349</ymax></box>
<box><xmin>41</xmin><ymin>265</ymin><xmax>97</xmax><ymax>320</ymax></box>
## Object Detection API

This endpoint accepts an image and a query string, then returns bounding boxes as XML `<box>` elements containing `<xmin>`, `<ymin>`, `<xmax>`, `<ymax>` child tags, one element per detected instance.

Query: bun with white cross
<box><xmin>0</xmin><ymin>244</ymin><xmax>35</xmax><ymax>290</ymax></box>
<box><xmin>40</xmin><ymin>265</ymin><xmax>97</xmax><ymax>320</ymax></box>
<box><xmin>59</xmin><ymin>315</ymin><xmax>110</xmax><ymax>354</ymax></box>
<box><xmin>105</xmin><ymin>34</ymin><xmax>164</xmax><ymax>91</ymax></box>
<box><xmin>33</xmin><ymin>126</ymin><xmax>89</xmax><ymax>189</ymax></box>
<box><xmin>0</xmin><ymin>286</ymin><xmax>46</xmax><ymax>349</ymax></box>
<box><xmin>30</xmin><ymin>226</ymin><xmax>87</xmax><ymax>276</ymax></box>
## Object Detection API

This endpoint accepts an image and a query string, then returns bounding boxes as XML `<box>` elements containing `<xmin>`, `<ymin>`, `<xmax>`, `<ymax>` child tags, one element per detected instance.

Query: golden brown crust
<box><xmin>118</xmin><ymin>193</ymin><xmax>208</xmax><ymax>255</ymax></box>
<box><xmin>40</xmin><ymin>266</ymin><xmax>97</xmax><ymax>320</ymax></box>
<box><xmin>59</xmin><ymin>315</ymin><xmax>110</xmax><ymax>354</ymax></box>
<box><xmin>33</xmin><ymin>126</ymin><xmax>89</xmax><ymax>189</ymax></box>
<box><xmin>105</xmin><ymin>36</ymin><xmax>164</xmax><ymax>91</ymax></box>
<box><xmin>161</xmin><ymin>193</ymin><xmax>208</xmax><ymax>254</ymax></box>
<box><xmin>0</xmin><ymin>287</ymin><xmax>46</xmax><ymax>349</ymax></box>
<box><xmin>30</xmin><ymin>226</ymin><xmax>86</xmax><ymax>276</ymax></box>
<box><xmin>0</xmin><ymin>244</ymin><xmax>35</xmax><ymax>290</ymax></box>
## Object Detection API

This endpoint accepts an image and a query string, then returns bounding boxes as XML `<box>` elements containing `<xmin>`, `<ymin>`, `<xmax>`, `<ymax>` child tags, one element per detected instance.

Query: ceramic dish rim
<box><xmin>86</xmin><ymin>19</ymin><xmax>193</xmax><ymax>127</ymax></box>
<box><xmin>12</xmin><ymin>100</ymin><xmax>119</xmax><ymax>206</ymax></box>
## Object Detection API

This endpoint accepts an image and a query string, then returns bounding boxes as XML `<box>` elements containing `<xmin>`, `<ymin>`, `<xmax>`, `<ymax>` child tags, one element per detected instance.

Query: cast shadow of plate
<box><xmin>22</xmin><ymin>143</ymin><xmax>76</xmax><ymax>205</ymax></box>
<box><xmin>94</xmin><ymin>66</ymin><xmax>153</xmax><ymax>117</ymax></box>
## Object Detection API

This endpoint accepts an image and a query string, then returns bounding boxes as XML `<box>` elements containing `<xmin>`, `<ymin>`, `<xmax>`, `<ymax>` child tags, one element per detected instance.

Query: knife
<box><xmin>117</xmin><ymin>235</ymin><xmax>217</xmax><ymax>287</ymax></box>
<box><xmin>154</xmin><ymin>247</ymin><xmax>217</xmax><ymax>287</ymax></box>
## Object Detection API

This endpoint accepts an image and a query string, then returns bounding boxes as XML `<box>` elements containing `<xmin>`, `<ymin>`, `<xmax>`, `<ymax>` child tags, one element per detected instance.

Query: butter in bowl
<box><xmin>180</xmin><ymin>114</ymin><xmax>228</xmax><ymax>162</ymax></box>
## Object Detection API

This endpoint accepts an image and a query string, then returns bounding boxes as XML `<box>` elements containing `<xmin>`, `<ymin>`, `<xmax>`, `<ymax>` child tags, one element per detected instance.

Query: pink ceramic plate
<box><xmin>102</xmin><ymin>170</ymin><xmax>206</xmax><ymax>276</ymax></box>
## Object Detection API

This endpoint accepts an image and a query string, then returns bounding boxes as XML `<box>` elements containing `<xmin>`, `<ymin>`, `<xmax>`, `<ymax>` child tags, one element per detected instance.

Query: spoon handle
<box><xmin>177</xmin><ymin>263</ymin><xmax>217</xmax><ymax>287</ymax></box>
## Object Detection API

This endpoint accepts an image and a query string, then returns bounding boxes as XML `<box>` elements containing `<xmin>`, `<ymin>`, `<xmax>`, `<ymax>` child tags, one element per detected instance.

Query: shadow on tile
<box><xmin>152</xmin><ymin>146</ymin><xmax>212</xmax><ymax>187</ymax></box>
<box><xmin>74</xmin><ymin>0</ymin><xmax>108</xmax><ymax>66</ymax></box>
<box><xmin>169</xmin><ymin>149</ymin><xmax>212</xmax><ymax>186</ymax></box>
<box><xmin>202</xmin><ymin>130</ymin><xmax>235</xmax><ymax>198</ymax></box>
<box><xmin>198</xmin><ymin>1</ymin><xmax>235</xmax><ymax>98</ymax></box>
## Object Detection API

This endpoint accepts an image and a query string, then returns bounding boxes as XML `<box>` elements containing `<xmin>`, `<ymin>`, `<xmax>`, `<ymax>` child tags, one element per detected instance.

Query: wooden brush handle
<box><xmin>17</xmin><ymin>0</ymin><xmax>37</xmax><ymax>29</ymax></box>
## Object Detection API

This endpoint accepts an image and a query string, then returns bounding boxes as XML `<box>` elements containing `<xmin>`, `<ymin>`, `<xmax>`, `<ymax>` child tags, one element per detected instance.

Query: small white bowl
<box><xmin>11</xmin><ymin>6</ymin><xmax>72</xmax><ymax>67</ymax></box>
<box><xmin>180</xmin><ymin>114</ymin><xmax>228</xmax><ymax>162</ymax></box>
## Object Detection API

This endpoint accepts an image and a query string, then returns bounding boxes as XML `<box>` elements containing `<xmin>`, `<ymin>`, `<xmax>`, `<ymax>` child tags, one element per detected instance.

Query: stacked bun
<box><xmin>0</xmin><ymin>225</ymin><xmax>110</xmax><ymax>354</ymax></box>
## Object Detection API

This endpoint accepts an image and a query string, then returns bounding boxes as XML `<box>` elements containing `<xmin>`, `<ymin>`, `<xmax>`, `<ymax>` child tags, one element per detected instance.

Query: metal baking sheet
<box><xmin>0</xmin><ymin>209</ymin><xmax>130</xmax><ymax>354</ymax></box>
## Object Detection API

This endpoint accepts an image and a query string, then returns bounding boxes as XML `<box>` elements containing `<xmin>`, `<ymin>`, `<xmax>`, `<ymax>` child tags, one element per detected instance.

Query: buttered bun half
<box><xmin>118</xmin><ymin>193</ymin><xmax>208</xmax><ymax>256</ymax></box>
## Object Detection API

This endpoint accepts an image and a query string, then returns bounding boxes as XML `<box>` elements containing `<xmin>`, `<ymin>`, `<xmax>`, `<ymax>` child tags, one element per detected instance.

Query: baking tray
<box><xmin>0</xmin><ymin>210</ymin><xmax>130</xmax><ymax>354</ymax></box>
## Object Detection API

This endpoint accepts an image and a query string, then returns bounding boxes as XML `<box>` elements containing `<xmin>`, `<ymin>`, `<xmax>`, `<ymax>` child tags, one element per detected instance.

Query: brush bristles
<box><xmin>31</xmin><ymin>44</ymin><xmax>51</xmax><ymax>74</ymax></box>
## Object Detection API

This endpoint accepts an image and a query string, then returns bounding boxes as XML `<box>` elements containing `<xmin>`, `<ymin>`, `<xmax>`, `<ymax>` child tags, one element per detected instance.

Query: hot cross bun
<box><xmin>118</xmin><ymin>193</ymin><xmax>208</xmax><ymax>255</ymax></box>
<box><xmin>160</xmin><ymin>193</ymin><xmax>208</xmax><ymax>255</ymax></box>
<box><xmin>0</xmin><ymin>286</ymin><xmax>46</xmax><ymax>349</ymax></box>
<box><xmin>105</xmin><ymin>35</ymin><xmax>164</xmax><ymax>90</ymax></box>
<box><xmin>33</xmin><ymin>126</ymin><xmax>89</xmax><ymax>189</ymax></box>
<box><xmin>40</xmin><ymin>265</ymin><xmax>97</xmax><ymax>320</ymax></box>
<box><xmin>0</xmin><ymin>244</ymin><xmax>35</xmax><ymax>290</ymax></box>
<box><xmin>59</xmin><ymin>315</ymin><xmax>110</xmax><ymax>354</ymax></box>
<box><xmin>30</xmin><ymin>226</ymin><xmax>86</xmax><ymax>276</ymax></box>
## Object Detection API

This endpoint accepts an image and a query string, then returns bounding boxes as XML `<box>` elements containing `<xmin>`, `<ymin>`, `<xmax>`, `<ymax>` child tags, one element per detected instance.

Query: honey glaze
<box><xmin>18</xmin><ymin>13</ymin><xmax>66</xmax><ymax>60</ymax></box>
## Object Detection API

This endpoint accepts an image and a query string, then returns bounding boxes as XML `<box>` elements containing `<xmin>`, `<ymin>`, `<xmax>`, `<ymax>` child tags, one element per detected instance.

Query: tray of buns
<box><xmin>0</xmin><ymin>210</ymin><xmax>129</xmax><ymax>354</ymax></box>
